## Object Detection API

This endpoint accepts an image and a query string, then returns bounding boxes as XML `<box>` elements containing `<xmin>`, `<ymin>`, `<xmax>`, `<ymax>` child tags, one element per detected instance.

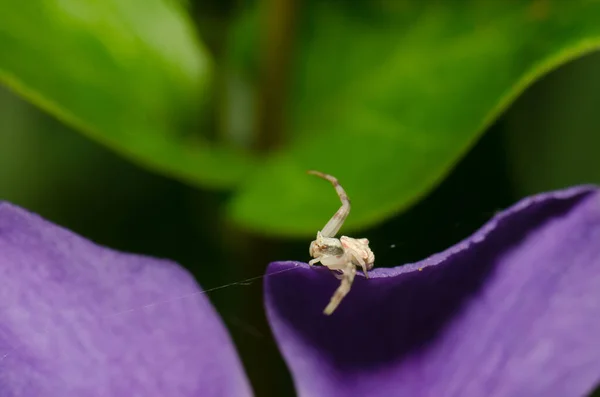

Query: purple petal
<box><xmin>265</xmin><ymin>186</ymin><xmax>600</xmax><ymax>397</ymax></box>
<box><xmin>0</xmin><ymin>203</ymin><xmax>251</xmax><ymax>397</ymax></box>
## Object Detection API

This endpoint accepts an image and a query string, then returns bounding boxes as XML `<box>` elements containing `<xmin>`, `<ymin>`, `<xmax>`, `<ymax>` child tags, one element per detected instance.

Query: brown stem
<box><xmin>219</xmin><ymin>1</ymin><xmax>300</xmax><ymax>394</ymax></box>
<box><xmin>254</xmin><ymin>0</ymin><xmax>298</xmax><ymax>151</ymax></box>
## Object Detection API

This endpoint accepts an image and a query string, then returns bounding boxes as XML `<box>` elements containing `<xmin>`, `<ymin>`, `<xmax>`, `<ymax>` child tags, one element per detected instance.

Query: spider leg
<box><xmin>308</xmin><ymin>170</ymin><xmax>351</xmax><ymax>238</ymax></box>
<box><xmin>323</xmin><ymin>264</ymin><xmax>356</xmax><ymax>315</ymax></box>
<box><xmin>351</xmin><ymin>253</ymin><xmax>369</xmax><ymax>279</ymax></box>
<box><xmin>309</xmin><ymin>258</ymin><xmax>321</xmax><ymax>266</ymax></box>
<box><xmin>329</xmin><ymin>269</ymin><xmax>344</xmax><ymax>280</ymax></box>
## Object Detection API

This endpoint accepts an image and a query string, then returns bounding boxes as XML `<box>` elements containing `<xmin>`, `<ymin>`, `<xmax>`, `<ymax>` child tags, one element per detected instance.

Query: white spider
<box><xmin>307</xmin><ymin>170</ymin><xmax>375</xmax><ymax>315</ymax></box>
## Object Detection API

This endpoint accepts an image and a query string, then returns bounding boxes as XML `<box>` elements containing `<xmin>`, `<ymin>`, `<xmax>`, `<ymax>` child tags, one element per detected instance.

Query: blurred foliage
<box><xmin>227</xmin><ymin>0</ymin><xmax>600</xmax><ymax>235</ymax></box>
<box><xmin>0</xmin><ymin>0</ymin><xmax>252</xmax><ymax>187</ymax></box>
<box><xmin>2</xmin><ymin>0</ymin><xmax>600</xmax><ymax>236</ymax></box>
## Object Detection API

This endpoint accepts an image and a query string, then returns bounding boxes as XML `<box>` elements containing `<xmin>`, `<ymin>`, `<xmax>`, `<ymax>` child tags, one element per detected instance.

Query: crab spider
<box><xmin>308</xmin><ymin>170</ymin><xmax>375</xmax><ymax>315</ymax></box>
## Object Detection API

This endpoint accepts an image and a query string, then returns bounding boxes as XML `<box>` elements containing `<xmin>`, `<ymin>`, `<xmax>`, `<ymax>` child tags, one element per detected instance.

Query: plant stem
<box><xmin>254</xmin><ymin>0</ymin><xmax>298</xmax><ymax>151</ymax></box>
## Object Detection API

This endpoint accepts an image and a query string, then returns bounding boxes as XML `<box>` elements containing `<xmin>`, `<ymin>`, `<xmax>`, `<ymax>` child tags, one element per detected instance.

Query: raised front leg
<box><xmin>308</xmin><ymin>170</ymin><xmax>351</xmax><ymax>238</ymax></box>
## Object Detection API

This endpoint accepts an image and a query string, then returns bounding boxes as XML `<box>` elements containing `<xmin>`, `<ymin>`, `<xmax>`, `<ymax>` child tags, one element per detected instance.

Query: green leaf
<box><xmin>228</xmin><ymin>0</ymin><xmax>600</xmax><ymax>236</ymax></box>
<box><xmin>0</xmin><ymin>0</ymin><xmax>253</xmax><ymax>188</ymax></box>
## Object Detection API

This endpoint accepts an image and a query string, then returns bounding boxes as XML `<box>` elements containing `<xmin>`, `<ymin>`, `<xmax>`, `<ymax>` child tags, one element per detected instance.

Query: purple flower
<box><xmin>1</xmin><ymin>186</ymin><xmax>600</xmax><ymax>396</ymax></box>
<box><xmin>0</xmin><ymin>202</ymin><xmax>251</xmax><ymax>396</ymax></box>
<box><xmin>265</xmin><ymin>186</ymin><xmax>600</xmax><ymax>397</ymax></box>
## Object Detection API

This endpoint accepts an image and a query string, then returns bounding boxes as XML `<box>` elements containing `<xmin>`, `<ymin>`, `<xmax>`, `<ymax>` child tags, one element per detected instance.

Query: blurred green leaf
<box><xmin>0</xmin><ymin>0</ymin><xmax>253</xmax><ymax>188</ymax></box>
<box><xmin>228</xmin><ymin>0</ymin><xmax>600</xmax><ymax>236</ymax></box>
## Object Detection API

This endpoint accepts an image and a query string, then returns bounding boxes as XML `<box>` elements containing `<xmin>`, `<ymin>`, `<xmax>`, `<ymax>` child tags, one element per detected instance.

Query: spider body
<box><xmin>307</xmin><ymin>171</ymin><xmax>375</xmax><ymax>315</ymax></box>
